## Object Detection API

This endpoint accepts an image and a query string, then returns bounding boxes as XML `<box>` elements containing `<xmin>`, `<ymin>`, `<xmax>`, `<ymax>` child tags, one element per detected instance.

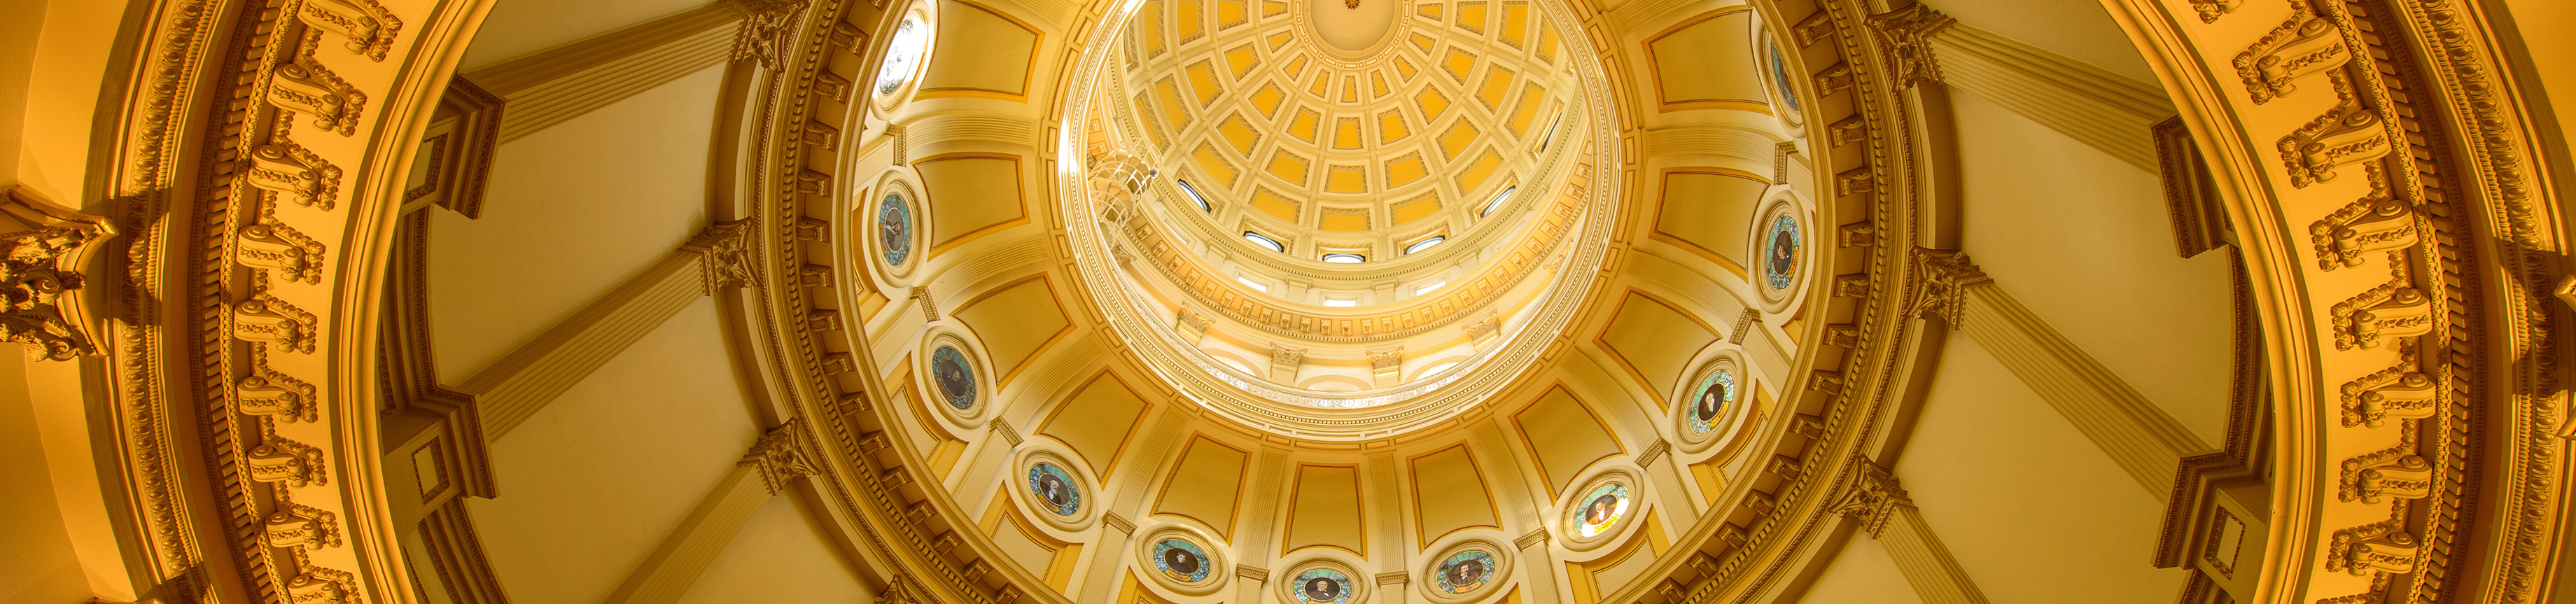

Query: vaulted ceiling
<box><xmin>5</xmin><ymin>0</ymin><xmax>2557</xmax><ymax>603</ymax></box>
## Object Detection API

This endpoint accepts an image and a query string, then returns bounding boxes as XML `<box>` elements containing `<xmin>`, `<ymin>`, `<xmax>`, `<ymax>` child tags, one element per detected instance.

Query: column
<box><xmin>602</xmin><ymin>419</ymin><xmax>818</xmax><ymax>604</ymax></box>
<box><xmin>465</xmin><ymin>220</ymin><xmax>758</xmax><ymax>437</ymax></box>
<box><xmin>1866</xmin><ymin>5</ymin><xmax>2176</xmax><ymax>172</ymax></box>
<box><xmin>1833</xmin><ymin>461</ymin><xmax>1989</xmax><ymax>604</ymax></box>
<box><xmin>463</xmin><ymin>4</ymin><xmax>744</xmax><ymax>143</ymax></box>
<box><xmin>1910</xmin><ymin>249</ymin><xmax>2211</xmax><ymax>496</ymax></box>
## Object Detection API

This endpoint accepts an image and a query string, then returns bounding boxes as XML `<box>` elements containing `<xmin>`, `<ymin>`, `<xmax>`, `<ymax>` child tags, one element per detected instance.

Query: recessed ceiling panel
<box><xmin>1282</xmin><ymin>464</ymin><xmax>1365</xmax><ymax>555</ymax></box>
<box><xmin>1153</xmin><ymin>436</ymin><xmax>1252</xmax><ymax>538</ymax></box>
<box><xmin>1408</xmin><ymin>444</ymin><xmax>1500</xmax><ymax>547</ymax></box>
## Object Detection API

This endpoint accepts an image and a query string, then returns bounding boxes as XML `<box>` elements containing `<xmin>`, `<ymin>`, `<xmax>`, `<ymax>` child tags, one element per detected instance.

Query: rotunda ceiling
<box><xmin>1058</xmin><ymin>0</ymin><xmax>1621</xmax><ymax>437</ymax></box>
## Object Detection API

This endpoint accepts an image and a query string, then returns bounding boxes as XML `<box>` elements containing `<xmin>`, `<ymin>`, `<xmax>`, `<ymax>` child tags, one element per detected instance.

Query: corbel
<box><xmin>0</xmin><ymin>187</ymin><xmax>114</xmax><ymax>360</ymax></box>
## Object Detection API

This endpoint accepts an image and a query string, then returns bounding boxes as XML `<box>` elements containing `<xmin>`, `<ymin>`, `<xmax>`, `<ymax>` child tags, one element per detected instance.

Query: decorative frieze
<box><xmin>2278</xmin><ymin>104</ymin><xmax>2390</xmax><ymax>188</ymax></box>
<box><xmin>2308</xmin><ymin>195</ymin><xmax>2418</xmax><ymax>270</ymax></box>
<box><xmin>237</xmin><ymin>218</ymin><xmax>326</xmax><ymax>283</ymax></box>
<box><xmin>795</xmin><ymin>216</ymin><xmax>831</xmax><ymax>241</ymax></box>
<box><xmin>2232</xmin><ymin>10</ymin><xmax>2350</xmax><ymax>104</ymax></box>
<box><xmin>232</xmin><ymin>293</ymin><xmax>320</xmax><ymax>354</ymax></box>
<box><xmin>267</xmin><ymin>62</ymin><xmax>368</xmax><ymax>136</ymax></box>
<box><xmin>1826</xmin><ymin>115</ymin><xmax>1866</xmax><ymax>148</ymax></box>
<box><xmin>245</xmin><ymin>141</ymin><xmax>343</xmax><ymax>209</ymax></box>
<box><xmin>1813</xmin><ymin>62</ymin><xmax>1855</xmax><ymax>97</ymax></box>
<box><xmin>234</xmin><ymin>354</ymin><xmax>318</xmax><ymax>423</ymax></box>
<box><xmin>1791</xmin><ymin>11</ymin><xmax>1835</xmax><ymax>47</ymax></box>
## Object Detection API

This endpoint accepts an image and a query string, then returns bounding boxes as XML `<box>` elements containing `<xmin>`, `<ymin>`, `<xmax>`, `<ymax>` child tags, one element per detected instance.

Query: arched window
<box><xmin>1320</xmin><ymin>253</ymin><xmax>1366</xmax><ymax>263</ymax></box>
<box><xmin>1242</xmin><ymin>231</ymin><xmax>1285</xmax><ymax>252</ymax></box>
<box><xmin>1402</xmin><ymin>236</ymin><xmax>1446</xmax><ymax>254</ymax></box>
<box><xmin>1177</xmin><ymin>179</ymin><xmax>1212</xmax><ymax>212</ymax></box>
<box><xmin>1478</xmin><ymin>187</ymin><xmax>1516</xmax><ymax>217</ymax></box>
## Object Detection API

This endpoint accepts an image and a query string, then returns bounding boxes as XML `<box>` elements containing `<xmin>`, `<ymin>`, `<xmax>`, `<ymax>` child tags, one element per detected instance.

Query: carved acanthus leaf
<box><xmin>1864</xmin><ymin>4</ymin><xmax>1955</xmax><ymax>90</ymax></box>
<box><xmin>741</xmin><ymin>419</ymin><xmax>818</xmax><ymax>494</ymax></box>
<box><xmin>722</xmin><ymin>0</ymin><xmax>811</xmax><ymax>69</ymax></box>
<box><xmin>1906</xmin><ymin>248</ymin><xmax>1991</xmax><ymax>328</ymax></box>
<box><xmin>1830</xmin><ymin>461</ymin><xmax>1912</xmax><ymax>538</ymax></box>
<box><xmin>681</xmin><ymin>219</ymin><xmax>759</xmax><ymax>294</ymax></box>
<box><xmin>0</xmin><ymin>189</ymin><xmax>115</xmax><ymax>360</ymax></box>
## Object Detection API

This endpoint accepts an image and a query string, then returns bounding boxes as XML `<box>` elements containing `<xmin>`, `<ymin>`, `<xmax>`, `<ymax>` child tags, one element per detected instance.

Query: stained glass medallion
<box><xmin>931</xmin><ymin>346</ymin><xmax>976</xmax><ymax>410</ymax></box>
<box><xmin>1152</xmin><ymin>539</ymin><xmax>1212</xmax><ymax>582</ymax></box>
<box><xmin>1688</xmin><ymin>370</ymin><xmax>1735</xmax><ymax>435</ymax></box>
<box><xmin>1025</xmin><ymin>462</ymin><xmax>1081</xmax><ymax>515</ymax></box>
<box><xmin>1290</xmin><ymin>568</ymin><xmax>1354</xmax><ymax>604</ymax></box>
<box><xmin>1572</xmin><ymin>482</ymin><xmax>1632</xmax><ymax>538</ymax></box>
<box><xmin>878</xmin><ymin>192</ymin><xmax>912</xmax><ymax>266</ymax></box>
<box><xmin>1770</xmin><ymin>42</ymin><xmax>1802</xmax><ymax>115</ymax></box>
<box><xmin>1764</xmin><ymin>214</ymin><xmax>1801</xmax><ymax>290</ymax></box>
<box><xmin>1432</xmin><ymin>550</ymin><xmax>1497</xmax><ymax>595</ymax></box>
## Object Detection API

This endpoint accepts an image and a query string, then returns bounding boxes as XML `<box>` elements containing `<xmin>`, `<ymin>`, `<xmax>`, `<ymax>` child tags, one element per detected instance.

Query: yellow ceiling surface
<box><xmin>1116</xmin><ymin>0</ymin><xmax>1574</xmax><ymax>262</ymax></box>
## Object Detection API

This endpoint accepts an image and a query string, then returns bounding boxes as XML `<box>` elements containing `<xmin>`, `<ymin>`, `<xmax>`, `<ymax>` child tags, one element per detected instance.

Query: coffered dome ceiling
<box><xmin>1066</xmin><ymin>0</ymin><xmax>1620</xmax><ymax>432</ymax></box>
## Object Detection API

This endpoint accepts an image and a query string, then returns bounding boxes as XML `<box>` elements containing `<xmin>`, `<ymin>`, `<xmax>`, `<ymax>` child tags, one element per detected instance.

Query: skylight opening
<box><xmin>1177</xmin><ymin>179</ymin><xmax>1212</xmax><ymax>212</ymax></box>
<box><xmin>1320</xmin><ymin>253</ymin><xmax>1366</xmax><ymax>263</ymax></box>
<box><xmin>872</xmin><ymin>18</ymin><xmax>928</xmax><ymax>97</ymax></box>
<box><xmin>1403</xmin><ymin>236</ymin><xmax>1446</xmax><ymax>255</ymax></box>
<box><xmin>1243</xmin><ymin>231</ymin><xmax>1285</xmax><ymax>252</ymax></box>
<box><xmin>1478</xmin><ymin>187</ymin><xmax>1516</xmax><ymax>217</ymax></box>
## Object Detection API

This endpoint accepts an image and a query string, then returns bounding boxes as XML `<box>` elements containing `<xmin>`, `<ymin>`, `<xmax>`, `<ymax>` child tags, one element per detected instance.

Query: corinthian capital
<box><xmin>740</xmin><ymin>418</ymin><xmax>818</xmax><ymax>494</ymax></box>
<box><xmin>1906</xmin><ymin>248</ymin><xmax>1991</xmax><ymax>328</ymax></box>
<box><xmin>0</xmin><ymin>188</ymin><xmax>115</xmax><ymax>360</ymax></box>
<box><xmin>681</xmin><ymin>218</ymin><xmax>759</xmax><ymax>295</ymax></box>
<box><xmin>1830</xmin><ymin>460</ymin><xmax>1914</xmax><ymax>538</ymax></box>
<box><xmin>1865</xmin><ymin>4</ymin><xmax>1957</xmax><ymax>90</ymax></box>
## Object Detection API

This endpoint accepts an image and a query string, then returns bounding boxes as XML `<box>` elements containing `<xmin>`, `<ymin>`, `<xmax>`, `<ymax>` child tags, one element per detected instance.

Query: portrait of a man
<box><xmin>1301</xmin><ymin>576</ymin><xmax>1340</xmax><ymax>602</ymax></box>
<box><xmin>1768</xmin><ymin>227</ymin><xmax>1796</xmax><ymax>278</ymax></box>
<box><xmin>1036</xmin><ymin>472</ymin><xmax>1069</xmax><ymax>506</ymax></box>
<box><xmin>1583</xmin><ymin>493</ymin><xmax>1620</xmax><ymax>525</ymax></box>
<box><xmin>1446</xmin><ymin>559</ymin><xmax>1485</xmax><ymax>587</ymax></box>
<box><xmin>1161</xmin><ymin>547</ymin><xmax>1200</xmax><ymax>575</ymax></box>
<box><xmin>933</xmin><ymin>349</ymin><xmax>974</xmax><ymax>407</ymax></box>
<box><xmin>1694</xmin><ymin>382</ymin><xmax>1724</xmax><ymax>422</ymax></box>
<box><xmin>878</xmin><ymin>199</ymin><xmax>908</xmax><ymax>255</ymax></box>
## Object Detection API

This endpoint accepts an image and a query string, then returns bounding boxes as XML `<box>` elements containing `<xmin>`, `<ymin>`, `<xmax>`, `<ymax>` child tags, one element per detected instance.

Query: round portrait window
<box><xmin>878</xmin><ymin>192</ymin><xmax>913</xmax><ymax>266</ymax></box>
<box><xmin>1025</xmin><ymin>461</ymin><xmax>1082</xmax><ymax>516</ymax></box>
<box><xmin>1572</xmin><ymin>482</ymin><xmax>1632</xmax><ymax>538</ymax></box>
<box><xmin>874</xmin><ymin>18</ymin><xmax>928</xmax><ymax>97</ymax></box>
<box><xmin>931</xmin><ymin>346</ymin><xmax>976</xmax><ymax>410</ymax></box>
<box><xmin>1764</xmin><ymin>214</ymin><xmax>1801</xmax><ymax>290</ymax></box>
<box><xmin>1289</xmin><ymin>568</ymin><xmax>1355</xmax><ymax>604</ymax></box>
<box><xmin>1688</xmin><ymin>370</ymin><xmax>1735</xmax><ymax>435</ymax></box>
<box><xmin>1432</xmin><ymin>551</ymin><xmax>1497</xmax><ymax>595</ymax></box>
<box><xmin>1152</xmin><ymin>539</ymin><xmax>1213</xmax><ymax>583</ymax></box>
